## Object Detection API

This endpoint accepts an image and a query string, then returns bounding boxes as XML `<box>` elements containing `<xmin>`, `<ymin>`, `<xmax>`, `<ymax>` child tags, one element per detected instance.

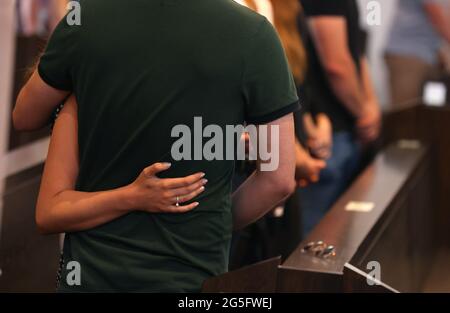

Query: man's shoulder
<box><xmin>79</xmin><ymin>0</ymin><xmax>267</xmax><ymax>39</ymax></box>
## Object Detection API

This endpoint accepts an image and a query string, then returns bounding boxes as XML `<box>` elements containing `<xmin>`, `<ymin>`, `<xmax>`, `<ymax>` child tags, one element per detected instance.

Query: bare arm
<box><xmin>37</xmin><ymin>96</ymin><xmax>206</xmax><ymax>234</ymax></box>
<box><xmin>308</xmin><ymin>17</ymin><xmax>380</xmax><ymax>143</ymax></box>
<box><xmin>308</xmin><ymin>17</ymin><xmax>366</xmax><ymax>118</ymax></box>
<box><xmin>424</xmin><ymin>1</ymin><xmax>450</xmax><ymax>44</ymax></box>
<box><xmin>36</xmin><ymin>95</ymin><xmax>128</xmax><ymax>233</ymax></box>
<box><xmin>358</xmin><ymin>57</ymin><xmax>381</xmax><ymax>143</ymax></box>
<box><xmin>231</xmin><ymin>113</ymin><xmax>296</xmax><ymax>231</ymax></box>
<box><xmin>360</xmin><ymin>57</ymin><xmax>378</xmax><ymax>105</ymax></box>
<box><xmin>13</xmin><ymin>70</ymin><xmax>70</xmax><ymax>131</ymax></box>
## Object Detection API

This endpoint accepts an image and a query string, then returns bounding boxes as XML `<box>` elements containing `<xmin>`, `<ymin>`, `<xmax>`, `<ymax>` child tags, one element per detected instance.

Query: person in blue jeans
<box><xmin>299</xmin><ymin>132</ymin><xmax>361</xmax><ymax>235</ymax></box>
<box><xmin>299</xmin><ymin>0</ymin><xmax>381</xmax><ymax>237</ymax></box>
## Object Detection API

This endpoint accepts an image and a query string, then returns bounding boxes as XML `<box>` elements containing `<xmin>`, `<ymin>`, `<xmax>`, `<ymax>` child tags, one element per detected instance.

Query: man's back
<box><xmin>39</xmin><ymin>0</ymin><xmax>298</xmax><ymax>291</ymax></box>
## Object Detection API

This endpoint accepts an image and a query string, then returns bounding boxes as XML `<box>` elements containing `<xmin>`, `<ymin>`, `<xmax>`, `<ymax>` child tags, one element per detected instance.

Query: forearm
<box><xmin>308</xmin><ymin>18</ymin><xmax>366</xmax><ymax>118</ymax></box>
<box><xmin>36</xmin><ymin>186</ymin><xmax>133</xmax><ymax>234</ymax></box>
<box><xmin>325</xmin><ymin>58</ymin><xmax>366</xmax><ymax>118</ymax></box>
<box><xmin>231</xmin><ymin>172</ymin><xmax>291</xmax><ymax>231</ymax></box>
<box><xmin>360</xmin><ymin>57</ymin><xmax>377</xmax><ymax>104</ymax></box>
<box><xmin>232</xmin><ymin>114</ymin><xmax>296</xmax><ymax>231</ymax></box>
<box><xmin>425</xmin><ymin>3</ymin><xmax>450</xmax><ymax>44</ymax></box>
<box><xmin>435</xmin><ymin>22</ymin><xmax>450</xmax><ymax>45</ymax></box>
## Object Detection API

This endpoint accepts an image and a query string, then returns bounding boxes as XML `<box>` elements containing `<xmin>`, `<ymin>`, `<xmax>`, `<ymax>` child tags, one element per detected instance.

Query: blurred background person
<box><xmin>233</xmin><ymin>0</ymin><xmax>328</xmax><ymax>190</ymax></box>
<box><xmin>230</xmin><ymin>0</ymin><xmax>329</xmax><ymax>268</ymax></box>
<box><xmin>17</xmin><ymin>0</ymin><xmax>67</xmax><ymax>36</ymax></box>
<box><xmin>299</xmin><ymin>0</ymin><xmax>381</xmax><ymax>236</ymax></box>
<box><xmin>233</xmin><ymin>0</ymin><xmax>274</xmax><ymax>24</ymax></box>
<box><xmin>271</xmin><ymin>0</ymin><xmax>328</xmax><ymax>187</ymax></box>
<box><xmin>385</xmin><ymin>0</ymin><xmax>450</xmax><ymax>107</ymax></box>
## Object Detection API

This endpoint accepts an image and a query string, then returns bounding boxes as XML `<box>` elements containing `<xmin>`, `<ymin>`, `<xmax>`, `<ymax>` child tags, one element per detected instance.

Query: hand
<box><xmin>356</xmin><ymin>102</ymin><xmax>381</xmax><ymax>144</ymax></box>
<box><xmin>125</xmin><ymin>163</ymin><xmax>207</xmax><ymax>213</ymax></box>
<box><xmin>304</xmin><ymin>113</ymin><xmax>333</xmax><ymax>160</ymax></box>
<box><xmin>295</xmin><ymin>142</ymin><xmax>327</xmax><ymax>187</ymax></box>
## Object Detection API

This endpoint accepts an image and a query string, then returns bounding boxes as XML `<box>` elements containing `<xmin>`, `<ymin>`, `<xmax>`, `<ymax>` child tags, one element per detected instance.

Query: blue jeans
<box><xmin>298</xmin><ymin>132</ymin><xmax>361</xmax><ymax>237</ymax></box>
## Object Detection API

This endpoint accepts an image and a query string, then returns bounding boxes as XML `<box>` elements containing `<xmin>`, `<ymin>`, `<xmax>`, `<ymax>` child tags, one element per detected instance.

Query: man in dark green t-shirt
<box><xmin>14</xmin><ymin>0</ymin><xmax>299</xmax><ymax>292</ymax></box>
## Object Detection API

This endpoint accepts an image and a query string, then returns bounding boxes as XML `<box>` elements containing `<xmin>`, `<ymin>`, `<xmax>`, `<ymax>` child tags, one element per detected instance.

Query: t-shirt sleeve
<box><xmin>301</xmin><ymin>0</ymin><xmax>347</xmax><ymax>17</ymax></box>
<box><xmin>242</xmin><ymin>18</ymin><xmax>300</xmax><ymax>125</ymax></box>
<box><xmin>38</xmin><ymin>15</ymin><xmax>80</xmax><ymax>91</ymax></box>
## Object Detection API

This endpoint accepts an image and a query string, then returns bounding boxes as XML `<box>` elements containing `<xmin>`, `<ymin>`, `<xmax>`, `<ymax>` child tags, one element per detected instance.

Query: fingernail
<box><xmin>194</xmin><ymin>202</ymin><xmax>200</xmax><ymax>207</ymax></box>
<box><xmin>200</xmin><ymin>186</ymin><xmax>205</xmax><ymax>191</ymax></box>
<box><xmin>202</xmin><ymin>179</ymin><xmax>208</xmax><ymax>184</ymax></box>
<box><xmin>163</xmin><ymin>162</ymin><xmax>172</xmax><ymax>168</ymax></box>
<box><xmin>199</xmin><ymin>172</ymin><xmax>206</xmax><ymax>178</ymax></box>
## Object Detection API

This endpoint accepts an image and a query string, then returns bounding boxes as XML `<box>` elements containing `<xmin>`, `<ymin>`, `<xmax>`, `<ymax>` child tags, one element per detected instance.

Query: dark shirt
<box><xmin>294</xmin><ymin>11</ymin><xmax>311</xmax><ymax>145</ymax></box>
<box><xmin>300</xmin><ymin>0</ymin><xmax>364</xmax><ymax>132</ymax></box>
<box><xmin>38</xmin><ymin>0</ymin><xmax>299</xmax><ymax>292</ymax></box>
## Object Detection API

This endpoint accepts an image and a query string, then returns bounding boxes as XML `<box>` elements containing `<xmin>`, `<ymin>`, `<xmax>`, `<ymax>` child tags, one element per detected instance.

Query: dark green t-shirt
<box><xmin>39</xmin><ymin>0</ymin><xmax>299</xmax><ymax>292</ymax></box>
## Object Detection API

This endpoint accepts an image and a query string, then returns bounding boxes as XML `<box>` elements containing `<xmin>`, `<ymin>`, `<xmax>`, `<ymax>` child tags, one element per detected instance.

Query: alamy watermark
<box><xmin>66</xmin><ymin>1</ymin><xmax>383</xmax><ymax>27</ymax></box>
<box><xmin>366</xmin><ymin>1</ymin><xmax>381</xmax><ymax>26</ymax></box>
<box><xmin>171</xmin><ymin>117</ymin><xmax>280</xmax><ymax>172</ymax></box>
<box><xmin>66</xmin><ymin>1</ymin><xmax>81</xmax><ymax>26</ymax></box>
<box><xmin>66</xmin><ymin>261</ymin><xmax>81</xmax><ymax>286</ymax></box>
<box><xmin>366</xmin><ymin>261</ymin><xmax>381</xmax><ymax>286</ymax></box>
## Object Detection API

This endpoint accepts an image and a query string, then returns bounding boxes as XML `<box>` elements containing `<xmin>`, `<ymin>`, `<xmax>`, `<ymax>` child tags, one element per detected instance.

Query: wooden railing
<box><xmin>277</xmin><ymin>142</ymin><xmax>433</xmax><ymax>292</ymax></box>
<box><xmin>204</xmin><ymin>103</ymin><xmax>450</xmax><ymax>293</ymax></box>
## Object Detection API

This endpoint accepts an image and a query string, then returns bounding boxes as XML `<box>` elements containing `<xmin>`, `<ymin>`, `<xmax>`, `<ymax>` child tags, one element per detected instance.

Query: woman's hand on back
<box><xmin>125</xmin><ymin>163</ymin><xmax>207</xmax><ymax>214</ymax></box>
